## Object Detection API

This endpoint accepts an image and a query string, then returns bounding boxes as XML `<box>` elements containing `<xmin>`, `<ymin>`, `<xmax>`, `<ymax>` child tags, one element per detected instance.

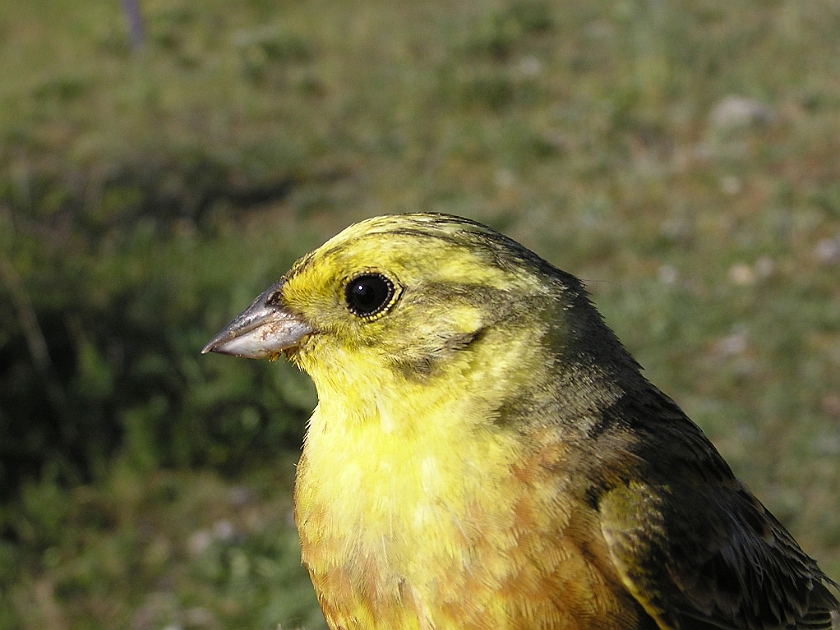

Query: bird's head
<box><xmin>203</xmin><ymin>213</ymin><xmax>638</xmax><ymax>424</ymax></box>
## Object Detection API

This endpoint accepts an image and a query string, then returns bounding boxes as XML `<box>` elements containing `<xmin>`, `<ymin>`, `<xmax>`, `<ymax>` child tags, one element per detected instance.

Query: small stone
<box><xmin>495</xmin><ymin>169</ymin><xmax>516</xmax><ymax>188</ymax></box>
<box><xmin>715</xmin><ymin>331</ymin><xmax>749</xmax><ymax>357</ymax></box>
<box><xmin>658</xmin><ymin>265</ymin><xmax>677</xmax><ymax>284</ymax></box>
<box><xmin>729</xmin><ymin>263</ymin><xmax>754</xmax><ymax>286</ymax></box>
<box><xmin>212</xmin><ymin>520</ymin><xmax>235</xmax><ymax>541</ymax></box>
<box><xmin>187</xmin><ymin>529</ymin><xmax>212</xmax><ymax>556</ymax></box>
<box><xmin>814</xmin><ymin>238</ymin><xmax>840</xmax><ymax>265</ymax></box>
<box><xmin>518</xmin><ymin>56</ymin><xmax>542</xmax><ymax>76</ymax></box>
<box><xmin>709</xmin><ymin>96</ymin><xmax>773</xmax><ymax>131</ymax></box>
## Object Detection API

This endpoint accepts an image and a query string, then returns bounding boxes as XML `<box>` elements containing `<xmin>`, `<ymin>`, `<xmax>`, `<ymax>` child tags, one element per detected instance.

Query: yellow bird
<box><xmin>203</xmin><ymin>213</ymin><xmax>838</xmax><ymax>630</ymax></box>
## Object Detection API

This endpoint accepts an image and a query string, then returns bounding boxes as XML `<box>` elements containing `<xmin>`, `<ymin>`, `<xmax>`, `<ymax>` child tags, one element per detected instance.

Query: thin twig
<box><xmin>122</xmin><ymin>0</ymin><xmax>146</xmax><ymax>52</ymax></box>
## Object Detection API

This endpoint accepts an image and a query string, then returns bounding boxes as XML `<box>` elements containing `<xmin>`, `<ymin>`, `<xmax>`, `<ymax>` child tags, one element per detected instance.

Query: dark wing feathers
<box><xmin>597</xmin><ymin>387</ymin><xmax>838</xmax><ymax>630</ymax></box>
<box><xmin>664</xmin><ymin>483</ymin><xmax>837</xmax><ymax>630</ymax></box>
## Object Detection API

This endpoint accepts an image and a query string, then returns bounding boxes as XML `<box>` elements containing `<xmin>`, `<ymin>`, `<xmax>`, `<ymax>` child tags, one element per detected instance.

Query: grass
<box><xmin>0</xmin><ymin>0</ymin><xmax>838</xmax><ymax>627</ymax></box>
<box><xmin>3</xmin><ymin>461</ymin><xmax>322</xmax><ymax>629</ymax></box>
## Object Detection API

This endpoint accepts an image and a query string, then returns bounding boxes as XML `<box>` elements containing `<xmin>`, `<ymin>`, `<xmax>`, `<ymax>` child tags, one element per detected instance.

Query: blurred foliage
<box><xmin>0</xmin><ymin>214</ymin><xmax>318</xmax><ymax>492</ymax></box>
<box><xmin>0</xmin><ymin>0</ymin><xmax>839</xmax><ymax>628</ymax></box>
<box><xmin>0</xmin><ymin>464</ymin><xmax>323</xmax><ymax>629</ymax></box>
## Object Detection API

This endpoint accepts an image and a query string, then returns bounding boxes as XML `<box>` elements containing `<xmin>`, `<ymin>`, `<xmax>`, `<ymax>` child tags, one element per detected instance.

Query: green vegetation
<box><xmin>1</xmin><ymin>0</ymin><xmax>838</xmax><ymax>628</ymax></box>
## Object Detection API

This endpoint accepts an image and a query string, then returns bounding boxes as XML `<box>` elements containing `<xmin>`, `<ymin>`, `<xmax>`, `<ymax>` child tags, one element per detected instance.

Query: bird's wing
<box><xmin>599</xmin><ymin>462</ymin><xmax>838</xmax><ymax>630</ymax></box>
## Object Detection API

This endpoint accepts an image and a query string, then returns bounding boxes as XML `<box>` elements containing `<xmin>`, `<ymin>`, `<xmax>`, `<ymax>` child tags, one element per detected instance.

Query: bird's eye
<box><xmin>344</xmin><ymin>273</ymin><xmax>395</xmax><ymax>318</ymax></box>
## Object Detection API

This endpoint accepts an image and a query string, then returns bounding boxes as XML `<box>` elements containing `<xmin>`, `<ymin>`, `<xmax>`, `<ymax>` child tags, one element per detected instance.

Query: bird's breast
<box><xmin>293</xmin><ymin>405</ymin><xmax>647</xmax><ymax>630</ymax></box>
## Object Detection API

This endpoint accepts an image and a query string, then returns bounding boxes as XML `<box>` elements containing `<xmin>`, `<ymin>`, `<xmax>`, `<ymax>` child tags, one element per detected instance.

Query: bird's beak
<box><xmin>202</xmin><ymin>281</ymin><xmax>312</xmax><ymax>359</ymax></box>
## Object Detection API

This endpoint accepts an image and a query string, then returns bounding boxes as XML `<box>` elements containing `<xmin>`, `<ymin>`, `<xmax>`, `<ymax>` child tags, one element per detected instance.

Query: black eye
<box><xmin>344</xmin><ymin>273</ymin><xmax>395</xmax><ymax>318</ymax></box>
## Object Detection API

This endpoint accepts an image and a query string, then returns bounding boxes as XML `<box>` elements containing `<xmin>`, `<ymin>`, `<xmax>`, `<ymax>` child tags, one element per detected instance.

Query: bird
<box><xmin>203</xmin><ymin>213</ymin><xmax>838</xmax><ymax>630</ymax></box>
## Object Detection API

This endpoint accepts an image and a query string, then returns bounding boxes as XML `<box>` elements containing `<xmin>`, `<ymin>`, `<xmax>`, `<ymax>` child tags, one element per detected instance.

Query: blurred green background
<box><xmin>1</xmin><ymin>0</ymin><xmax>838</xmax><ymax>628</ymax></box>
